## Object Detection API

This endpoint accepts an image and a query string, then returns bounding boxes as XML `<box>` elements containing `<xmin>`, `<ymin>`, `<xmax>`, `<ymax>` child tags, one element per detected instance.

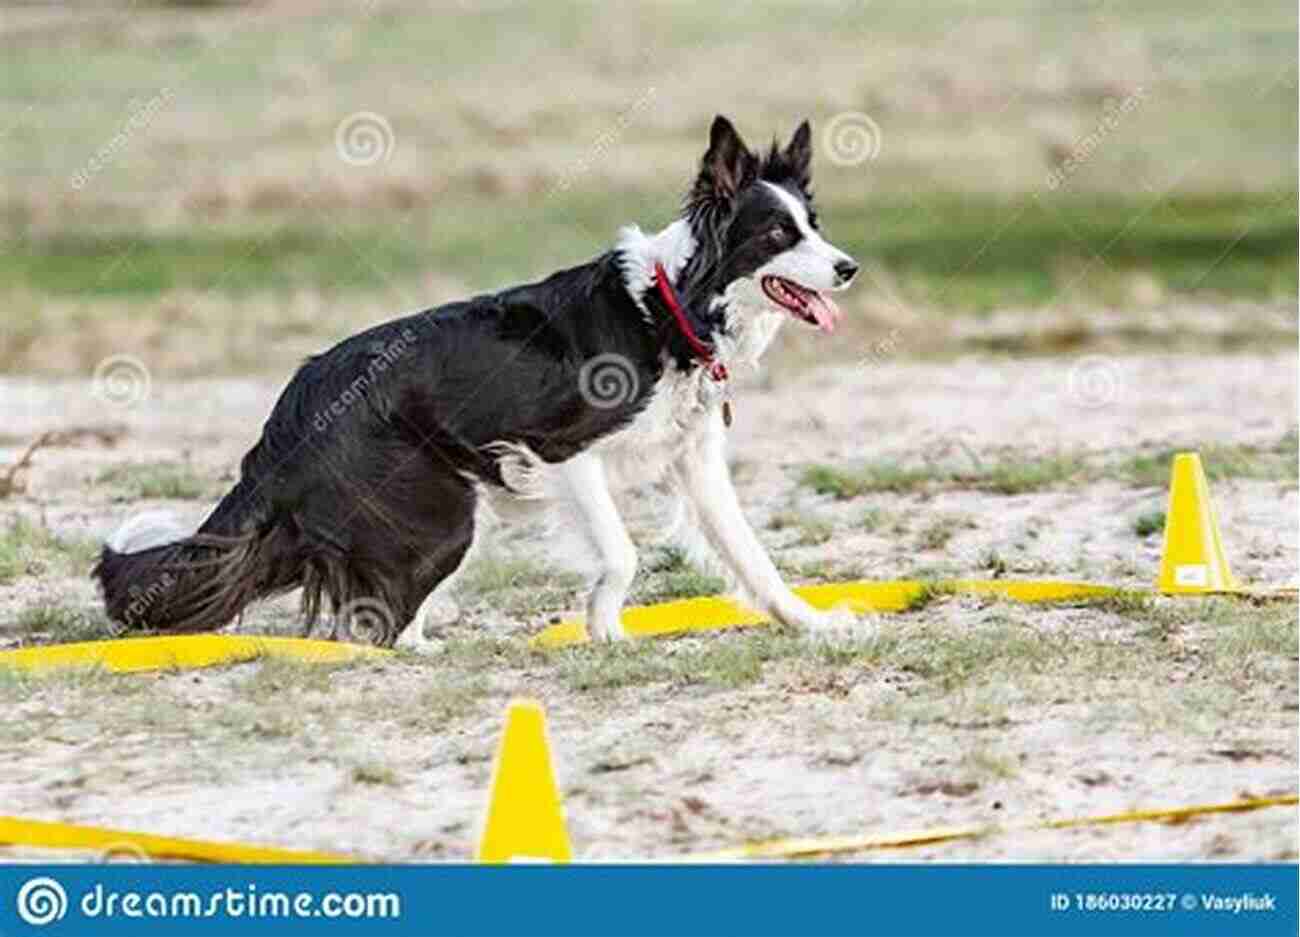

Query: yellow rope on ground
<box><xmin>0</xmin><ymin>634</ymin><xmax>388</xmax><ymax>675</ymax></box>
<box><xmin>532</xmin><ymin>578</ymin><xmax>1133</xmax><ymax>648</ymax></box>
<box><xmin>689</xmin><ymin>795</ymin><xmax>1300</xmax><ymax>861</ymax></box>
<box><xmin>0</xmin><ymin>815</ymin><xmax>352</xmax><ymax>864</ymax></box>
<box><xmin>3</xmin><ymin>794</ymin><xmax>1291</xmax><ymax>864</ymax></box>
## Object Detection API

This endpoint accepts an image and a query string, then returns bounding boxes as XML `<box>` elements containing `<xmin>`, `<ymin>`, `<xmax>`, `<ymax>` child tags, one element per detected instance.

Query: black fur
<box><xmin>94</xmin><ymin>116</ymin><xmax>828</xmax><ymax>645</ymax></box>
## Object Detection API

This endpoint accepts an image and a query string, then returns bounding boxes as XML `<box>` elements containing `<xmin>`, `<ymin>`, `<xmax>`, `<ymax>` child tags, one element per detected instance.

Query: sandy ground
<box><xmin>1</xmin><ymin>351</ymin><xmax>1296</xmax><ymax>862</ymax></box>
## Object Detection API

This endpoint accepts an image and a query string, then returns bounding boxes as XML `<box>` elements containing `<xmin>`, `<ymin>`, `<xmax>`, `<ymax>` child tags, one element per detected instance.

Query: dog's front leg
<box><xmin>558</xmin><ymin>452</ymin><xmax>636</xmax><ymax>642</ymax></box>
<box><xmin>672</xmin><ymin>411</ymin><xmax>825</xmax><ymax>632</ymax></box>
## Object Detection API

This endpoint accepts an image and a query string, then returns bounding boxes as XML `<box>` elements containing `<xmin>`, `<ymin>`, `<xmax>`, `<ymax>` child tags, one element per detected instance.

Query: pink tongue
<box><xmin>803</xmin><ymin>291</ymin><xmax>842</xmax><ymax>333</ymax></box>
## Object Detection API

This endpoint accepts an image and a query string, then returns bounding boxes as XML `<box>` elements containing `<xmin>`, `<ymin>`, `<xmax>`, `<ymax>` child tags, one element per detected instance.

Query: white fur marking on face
<box><xmin>757</xmin><ymin>182</ymin><xmax>854</xmax><ymax>293</ymax></box>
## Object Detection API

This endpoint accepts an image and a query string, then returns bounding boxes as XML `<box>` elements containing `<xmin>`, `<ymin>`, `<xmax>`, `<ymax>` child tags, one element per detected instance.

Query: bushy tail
<box><xmin>93</xmin><ymin>488</ymin><xmax>298</xmax><ymax>634</ymax></box>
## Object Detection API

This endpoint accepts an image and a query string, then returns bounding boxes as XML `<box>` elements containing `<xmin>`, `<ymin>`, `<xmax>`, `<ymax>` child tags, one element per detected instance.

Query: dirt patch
<box><xmin>1</xmin><ymin>352</ymin><xmax>1296</xmax><ymax>860</ymax></box>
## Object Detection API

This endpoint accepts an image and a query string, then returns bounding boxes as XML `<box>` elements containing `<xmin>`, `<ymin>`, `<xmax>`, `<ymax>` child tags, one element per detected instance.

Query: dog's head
<box><xmin>680</xmin><ymin>116</ymin><xmax>858</xmax><ymax>336</ymax></box>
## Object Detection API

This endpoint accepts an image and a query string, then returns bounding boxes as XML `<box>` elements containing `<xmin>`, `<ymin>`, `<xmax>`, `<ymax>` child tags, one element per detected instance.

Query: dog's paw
<box><xmin>393</xmin><ymin>616</ymin><xmax>444</xmax><ymax>655</ymax></box>
<box><xmin>587</xmin><ymin>616</ymin><xmax>627</xmax><ymax>643</ymax></box>
<box><xmin>802</xmin><ymin>607</ymin><xmax>879</xmax><ymax>645</ymax></box>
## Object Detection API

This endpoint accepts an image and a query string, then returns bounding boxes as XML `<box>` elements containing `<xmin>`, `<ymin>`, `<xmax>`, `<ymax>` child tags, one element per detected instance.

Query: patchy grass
<box><xmin>0</xmin><ymin>663</ymin><xmax>147</xmax><ymax>715</ymax></box>
<box><xmin>917</xmin><ymin>514</ymin><xmax>976</xmax><ymax>550</ymax></box>
<box><xmin>1133</xmin><ymin>511</ymin><xmax>1167</xmax><ymax>538</ymax></box>
<box><xmin>901</xmin><ymin>582</ymin><xmax>957</xmax><ymax>613</ymax></box>
<box><xmin>7</xmin><ymin>603</ymin><xmax>118</xmax><ymax>644</ymax></box>
<box><xmin>962</xmin><ymin>748</ymin><xmax>1020</xmax><ymax>780</ymax></box>
<box><xmin>237</xmin><ymin>656</ymin><xmax>350</xmax><ymax>699</ymax></box>
<box><xmin>767</xmin><ymin>510</ymin><xmax>834</xmax><ymax>547</ymax></box>
<box><xmin>96</xmin><ymin>462</ymin><xmax>209</xmax><ymax>501</ymax></box>
<box><xmin>350</xmin><ymin>763</ymin><xmax>401</xmax><ymax>787</ymax></box>
<box><xmin>800</xmin><ymin>437</ymin><xmax>1299</xmax><ymax>502</ymax></box>
<box><xmin>633</xmin><ymin>548</ymin><xmax>727</xmax><ymax>604</ymax></box>
<box><xmin>800</xmin><ymin>463</ymin><xmax>933</xmax><ymax>499</ymax></box>
<box><xmin>437</xmin><ymin>636</ymin><xmax>546</xmax><ymax>671</ymax></box>
<box><xmin>455</xmin><ymin>553</ymin><xmax>575</xmax><ymax>595</ymax></box>
<box><xmin>554</xmin><ymin>631</ymin><xmax>850</xmax><ymax>693</ymax></box>
<box><xmin>978</xmin><ymin>548</ymin><xmax>1009</xmax><ymax>577</ymax></box>
<box><xmin>415</xmin><ymin>676</ymin><xmax>492</xmax><ymax>725</ymax></box>
<box><xmin>971</xmin><ymin>455</ymin><xmax>1085</xmax><ymax>495</ymax></box>
<box><xmin>1118</xmin><ymin>436</ymin><xmax>1299</xmax><ymax>488</ymax></box>
<box><xmin>453</xmin><ymin>552</ymin><xmax>584</xmax><ymax>620</ymax></box>
<box><xmin>0</xmin><ymin>515</ymin><xmax>99</xmax><ymax>584</ymax></box>
<box><xmin>857</xmin><ymin>508</ymin><xmax>888</xmax><ymax>532</ymax></box>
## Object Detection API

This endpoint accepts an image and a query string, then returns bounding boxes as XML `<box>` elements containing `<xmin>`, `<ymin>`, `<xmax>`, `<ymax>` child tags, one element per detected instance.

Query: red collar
<box><xmin>653</xmin><ymin>262</ymin><xmax>727</xmax><ymax>382</ymax></box>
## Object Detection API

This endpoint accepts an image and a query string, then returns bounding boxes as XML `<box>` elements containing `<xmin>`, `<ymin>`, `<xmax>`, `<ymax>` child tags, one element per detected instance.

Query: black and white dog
<box><xmin>95</xmin><ymin>116</ymin><xmax>859</xmax><ymax>645</ymax></box>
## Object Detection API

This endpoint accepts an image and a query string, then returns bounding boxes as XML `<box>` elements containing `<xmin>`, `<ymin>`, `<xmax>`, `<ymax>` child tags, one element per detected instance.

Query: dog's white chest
<box><xmin>596</xmin><ymin>368</ymin><xmax>723</xmax><ymax>489</ymax></box>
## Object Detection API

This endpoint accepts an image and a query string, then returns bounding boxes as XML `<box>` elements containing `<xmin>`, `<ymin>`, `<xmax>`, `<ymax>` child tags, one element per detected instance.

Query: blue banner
<box><xmin>0</xmin><ymin>863</ymin><xmax>1295</xmax><ymax>936</ymax></box>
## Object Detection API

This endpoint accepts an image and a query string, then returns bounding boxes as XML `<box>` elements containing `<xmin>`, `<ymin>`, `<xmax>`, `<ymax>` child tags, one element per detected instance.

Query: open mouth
<box><xmin>761</xmin><ymin>276</ymin><xmax>842</xmax><ymax>333</ymax></box>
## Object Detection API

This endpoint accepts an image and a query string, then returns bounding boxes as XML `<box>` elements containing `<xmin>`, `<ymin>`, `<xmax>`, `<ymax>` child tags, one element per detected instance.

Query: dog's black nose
<box><xmin>834</xmin><ymin>259</ymin><xmax>859</xmax><ymax>284</ymax></box>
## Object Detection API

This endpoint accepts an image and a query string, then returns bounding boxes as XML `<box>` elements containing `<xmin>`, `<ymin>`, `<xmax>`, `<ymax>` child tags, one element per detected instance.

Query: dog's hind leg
<box><xmin>396</xmin><ymin>533</ymin><xmax>474</xmax><ymax>651</ymax></box>
<box><xmin>556</xmin><ymin>452</ymin><xmax>636</xmax><ymax>642</ymax></box>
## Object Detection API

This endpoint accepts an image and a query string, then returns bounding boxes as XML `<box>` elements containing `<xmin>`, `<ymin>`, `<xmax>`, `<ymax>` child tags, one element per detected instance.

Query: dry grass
<box><xmin>1</xmin><ymin>1</ymin><xmax>1294</xmax><ymax>376</ymax></box>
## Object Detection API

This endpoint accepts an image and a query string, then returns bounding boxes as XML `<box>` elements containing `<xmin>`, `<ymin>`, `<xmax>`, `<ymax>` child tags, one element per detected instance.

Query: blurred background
<box><xmin>2</xmin><ymin>0</ymin><xmax>1295</xmax><ymax>378</ymax></box>
<box><xmin>2</xmin><ymin>3</ymin><xmax>1297</xmax><ymax>862</ymax></box>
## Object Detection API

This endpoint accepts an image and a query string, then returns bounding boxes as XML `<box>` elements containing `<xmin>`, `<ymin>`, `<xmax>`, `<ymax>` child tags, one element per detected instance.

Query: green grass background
<box><xmin>1</xmin><ymin>0</ymin><xmax>1295</xmax><ymax>373</ymax></box>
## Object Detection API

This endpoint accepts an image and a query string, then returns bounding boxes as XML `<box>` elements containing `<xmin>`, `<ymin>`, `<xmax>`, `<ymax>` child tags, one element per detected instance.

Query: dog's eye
<box><xmin>767</xmin><ymin>225</ymin><xmax>789</xmax><ymax>244</ymax></box>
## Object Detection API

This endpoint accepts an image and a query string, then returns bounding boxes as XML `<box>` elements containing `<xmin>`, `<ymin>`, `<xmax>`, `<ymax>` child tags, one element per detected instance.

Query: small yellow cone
<box><xmin>1158</xmin><ymin>452</ymin><xmax>1239</xmax><ymax>594</ymax></box>
<box><xmin>475</xmin><ymin>699</ymin><xmax>572</xmax><ymax>863</ymax></box>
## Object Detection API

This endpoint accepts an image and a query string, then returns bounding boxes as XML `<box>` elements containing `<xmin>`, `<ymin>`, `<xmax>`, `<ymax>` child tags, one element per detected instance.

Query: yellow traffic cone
<box><xmin>475</xmin><ymin>698</ymin><xmax>572</xmax><ymax>863</ymax></box>
<box><xmin>1157</xmin><ymin>452</ymin><xmax>1239</xmax><ymax>594</ymax></box>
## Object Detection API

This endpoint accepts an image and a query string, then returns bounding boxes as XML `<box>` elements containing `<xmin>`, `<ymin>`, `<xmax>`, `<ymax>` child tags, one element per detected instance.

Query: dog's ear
<box><xmin>693</xmin><ymin>116</ymin><xmax>757</xmax><ymax>207</ymax></box>
<box><xmin>784</xmin><ymin>120</ymin><xmax>813</xmax><ymax>191</ymax></box>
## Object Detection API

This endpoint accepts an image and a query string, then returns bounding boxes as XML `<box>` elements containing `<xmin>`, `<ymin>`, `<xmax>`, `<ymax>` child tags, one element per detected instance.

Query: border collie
<box><xmin>94</xmin><ymin>116</ymin><xmax>859</xmax><ymax>645</ymax></box>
